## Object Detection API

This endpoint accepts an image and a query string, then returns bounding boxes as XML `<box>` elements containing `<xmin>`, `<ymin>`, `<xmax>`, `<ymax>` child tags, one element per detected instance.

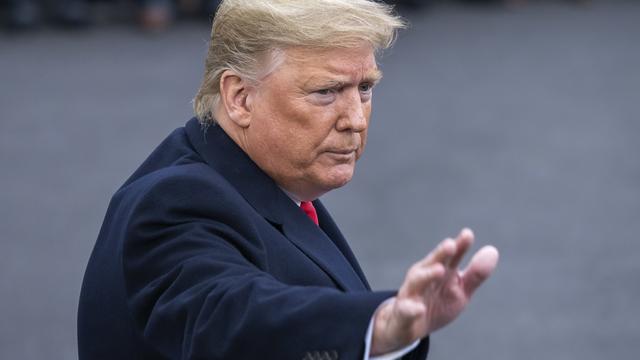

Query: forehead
<box><xmin>267</xmin><ymin>46</ymin><xmax>380</xmax><ymax>84</ymax></box>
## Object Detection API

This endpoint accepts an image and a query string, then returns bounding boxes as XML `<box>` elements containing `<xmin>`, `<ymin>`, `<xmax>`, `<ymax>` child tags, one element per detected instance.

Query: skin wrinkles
<box><xmin>214</xmin><ymin>43</ymin><xmax>500</xmax><ymax>358</ymax></box>
<box><xmin>217</xmin><ymin>45</ymin><xmax>381</xmax><ymax>201</ymax></box>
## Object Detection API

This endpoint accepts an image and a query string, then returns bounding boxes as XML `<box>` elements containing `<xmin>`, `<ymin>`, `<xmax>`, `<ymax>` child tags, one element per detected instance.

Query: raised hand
<box><xmin>371</xmin><ymin>228</ymin><xmax>499</xmax><ymax>355</ymax></box>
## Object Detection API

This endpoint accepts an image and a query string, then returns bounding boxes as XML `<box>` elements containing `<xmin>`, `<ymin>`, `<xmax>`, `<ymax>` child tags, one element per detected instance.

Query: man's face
<box><xmin>243</xmin><ymin>45</ymin><xmax>381</xmax><ymax>200</ymax></box>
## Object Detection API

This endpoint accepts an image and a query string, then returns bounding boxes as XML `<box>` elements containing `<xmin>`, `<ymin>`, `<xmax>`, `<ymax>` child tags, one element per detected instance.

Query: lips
<box><xmin>323</xmin><ymin>148</ymin><xmax>358</xmax><ymax>163</ymax></box>
<box><xmin>325</xmin><ymin>147</ymin><xmax>357</xmax><ymax>155</ymax></box>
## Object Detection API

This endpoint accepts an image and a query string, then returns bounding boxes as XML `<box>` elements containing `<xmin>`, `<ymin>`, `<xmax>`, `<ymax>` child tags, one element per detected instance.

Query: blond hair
<box><xmin>192</xmin><ymin>0</ymin><xmax>405</xmax><ymax>124</ymax></box>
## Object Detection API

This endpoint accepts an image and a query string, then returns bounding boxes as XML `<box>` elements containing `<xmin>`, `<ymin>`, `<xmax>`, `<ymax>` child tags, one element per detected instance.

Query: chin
<box><xmin>322</xmin><ymin>165</ymin><xmax>355</xmax><ymax>190</ymax></box>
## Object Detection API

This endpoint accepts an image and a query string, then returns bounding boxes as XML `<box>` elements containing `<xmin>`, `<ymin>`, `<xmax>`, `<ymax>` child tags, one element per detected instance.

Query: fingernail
<box><xmin>442</xmin><ymin>238</ymin><xmax>456</xmax><ymax>252</ymax></box>
<box><xmin>461</xmin><ymin>228</ymin><xmax>473</xmax><ymax>238</ymax></box>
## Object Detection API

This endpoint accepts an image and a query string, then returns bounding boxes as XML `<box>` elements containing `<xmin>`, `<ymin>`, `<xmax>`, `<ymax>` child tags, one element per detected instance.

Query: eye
<box><xmin>358</xmin><ymin>83</ymin><xmax>373</xmax><ymax>93</ymax></box>
<box><xmin>309</xmin><ymin>87</ymin><xmax>338</xmax><ymax>105</ymax></box>
<box><xmin>315</xmin><ymin>88</ymin><xmax>337</xmax><ymax>95</ymax></box>
<box><xmin>358</xmin><ymin>83</ymin><xmax>374</xmax><ymax>102</ymax></box>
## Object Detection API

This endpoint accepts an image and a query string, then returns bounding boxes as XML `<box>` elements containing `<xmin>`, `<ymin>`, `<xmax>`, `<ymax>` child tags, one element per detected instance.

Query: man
<box><xmin>78</xmin><ymin>1</ymin><xmax>499</xmax><ymax>359</ymax></box>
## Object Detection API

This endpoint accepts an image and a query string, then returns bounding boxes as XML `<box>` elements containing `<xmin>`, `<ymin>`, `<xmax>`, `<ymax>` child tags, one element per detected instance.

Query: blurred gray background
<box><xmin>1</xmin><ymin>0</ymin><xmax>639</xmax><ymax>359</ymax></box>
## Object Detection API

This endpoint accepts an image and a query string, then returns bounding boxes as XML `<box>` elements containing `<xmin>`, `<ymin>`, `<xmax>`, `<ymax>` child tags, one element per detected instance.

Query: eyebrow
<box><xmin>363</xmin><ymin>69</ymin><xmax>383</xmax><ymax>83</ymax></box>
<box><xmin>304</xmin><ymin>69</ymin><xmax>383</xmax><ymax>89</ymax></box>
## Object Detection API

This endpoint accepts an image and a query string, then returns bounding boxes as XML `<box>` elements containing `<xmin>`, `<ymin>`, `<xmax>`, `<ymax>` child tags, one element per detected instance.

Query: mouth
<box><xmin>325</xmin><ymin>147</ymin><xmax>358</xmax><ymax>155</ymax></box>
<box><xmin>323</xmin><ymin>148</ymin><xmax>358</xmax><ymax>162</ymax></box>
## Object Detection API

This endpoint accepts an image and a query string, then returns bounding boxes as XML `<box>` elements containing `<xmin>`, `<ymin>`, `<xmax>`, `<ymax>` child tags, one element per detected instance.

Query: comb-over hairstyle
<box><xmin>193</xmin><ymin>0</ymin><xmax>405</xmax><ymax>124</ymax></box>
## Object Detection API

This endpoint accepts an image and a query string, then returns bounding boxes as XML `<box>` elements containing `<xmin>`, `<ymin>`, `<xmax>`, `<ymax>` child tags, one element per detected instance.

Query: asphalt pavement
<box><xmin>1</xmin><ymin>1</ymin><xmax>639</xmax><ymax>359</ymax></box>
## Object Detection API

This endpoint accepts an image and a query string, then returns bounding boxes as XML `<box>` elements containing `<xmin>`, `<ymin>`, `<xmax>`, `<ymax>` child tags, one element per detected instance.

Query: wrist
<box><xmin>370</xmin><ymin>298</ymin><xmax>402</xmax><ymax>356</ymax></box>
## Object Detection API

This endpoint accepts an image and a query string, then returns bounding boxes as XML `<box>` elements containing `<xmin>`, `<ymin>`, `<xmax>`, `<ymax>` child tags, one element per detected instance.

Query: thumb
<box><xmin>461</xmin><ymin>245</ymin><xmax>499</xmax><ymax>296</ymax></box>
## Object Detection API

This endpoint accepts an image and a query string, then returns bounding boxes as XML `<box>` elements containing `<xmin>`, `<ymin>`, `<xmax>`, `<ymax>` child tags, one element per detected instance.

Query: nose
<box><xmin>336</xmin><ymin>89</ymin><xmax>368</xmax><ymax>133</ymax></box>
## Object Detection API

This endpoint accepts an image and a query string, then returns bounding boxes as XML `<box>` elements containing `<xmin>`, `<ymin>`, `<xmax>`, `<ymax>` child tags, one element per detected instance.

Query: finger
<box><xmin>401</xmin><ymin>263</ymin><xmax>446</xmax><ymax>298</ymax></box>
<box><xmin>407</xmin><ymin>236</ymin><xmax>459</xmax><ymax>296</ymax></box>
<box><xmin>448</xmin><ymin>228</ymin><xmax>475</xmax><ymax>270</ymax></box>
<box><xmin>417</xmin><ymin>238</ymin><xmax>457</xmax><ymax>268</ymax></box>
<box><xmin>460</xmin><ymin>245</ymin><xmax>499</xmax><ymax>297</ymax></box>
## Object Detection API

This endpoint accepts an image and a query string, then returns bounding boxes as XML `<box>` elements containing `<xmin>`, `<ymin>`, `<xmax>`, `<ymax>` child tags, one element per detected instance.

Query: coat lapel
<box><xmin>315</xmin><ymin>201</ymin><xmax>372</xmax><ymax>290</ymax></box>
<box><xmin>279</xmin><ymin>202</ymin><xmax>368</xmax><ymax>291</ymax></box>
<box><xmin>184</xmin><ymin>118</ymin><xmax>367</xmax><ymax>292</ymax></box>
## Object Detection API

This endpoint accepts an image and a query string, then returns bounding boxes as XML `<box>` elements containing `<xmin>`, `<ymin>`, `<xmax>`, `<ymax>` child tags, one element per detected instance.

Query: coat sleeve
<box><xmin>121</xmin><ymin>170</ymin><xmax>395</xmax><ymax>360</ymax></box>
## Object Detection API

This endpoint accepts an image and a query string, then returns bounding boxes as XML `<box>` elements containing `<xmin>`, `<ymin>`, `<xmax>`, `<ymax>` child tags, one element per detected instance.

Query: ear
<box><xmin>219</xmin><ymin>70</ymin><xmax>253</xmax><ymax>128</ymax></box>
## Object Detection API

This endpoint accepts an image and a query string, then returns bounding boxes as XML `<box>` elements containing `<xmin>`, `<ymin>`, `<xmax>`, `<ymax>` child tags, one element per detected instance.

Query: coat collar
<box><xmin>184</xmin><ymin>118</ymin><xmax>367</xmax><ymax>291</ymax></box>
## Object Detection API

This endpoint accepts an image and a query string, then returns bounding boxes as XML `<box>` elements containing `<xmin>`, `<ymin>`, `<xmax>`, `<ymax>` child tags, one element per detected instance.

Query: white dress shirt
<box><xmin>285</xmin><ymin>192</ymin><xmax>419</xmax><ymax>359</ymax></box>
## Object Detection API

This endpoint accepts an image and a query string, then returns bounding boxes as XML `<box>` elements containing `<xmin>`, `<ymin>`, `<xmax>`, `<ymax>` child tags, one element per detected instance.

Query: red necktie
<box><xmin>300</xmin><ymin>201</ymin><xmax>319</xmax><ymax>225</ymax></box>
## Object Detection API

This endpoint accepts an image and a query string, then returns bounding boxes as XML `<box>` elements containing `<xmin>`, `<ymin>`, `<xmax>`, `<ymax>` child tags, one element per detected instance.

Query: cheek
<box><xmin>356</xmin><ymin>130</ymin><xmax>368</xmax><ymax>160</ymax></box>
<box><xmin>361</xmin><ymin>129</ymin><xmax>368</xmax><ymax>148</ymax></box>
<box><xmin>297</xmin><ymin>114</ymin><xmax>339</xmax><ymax>156</ymax></box>
<box><xmin>271</xmin><ymin>119</ymin><xmax>328</xmax><ymax>171</ymax></box>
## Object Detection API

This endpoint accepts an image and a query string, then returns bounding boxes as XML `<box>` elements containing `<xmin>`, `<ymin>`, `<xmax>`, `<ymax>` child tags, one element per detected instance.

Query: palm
<box><xmin>422</xmin><ymin>270</ymin><xmax>468</xmax><ymax>331</ymax></box>
<box><xmin>372</xmin><ymin>228</ymin><xmax>499</xmax><ymax>355</ymax></box>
